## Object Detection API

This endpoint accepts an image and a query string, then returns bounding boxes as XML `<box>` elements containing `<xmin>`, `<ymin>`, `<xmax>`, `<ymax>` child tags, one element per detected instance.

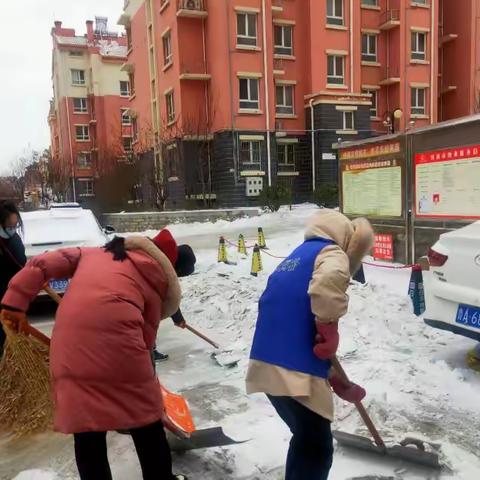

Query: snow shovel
<box><xmin>161</xmin><ymin>385</ymin><xmax>247</xmax><ymax>452</ymax></box>
<box><xmin>331</xmin><ymin>357</ymin><xmax>441</xmax><ymax>469</ymax></box>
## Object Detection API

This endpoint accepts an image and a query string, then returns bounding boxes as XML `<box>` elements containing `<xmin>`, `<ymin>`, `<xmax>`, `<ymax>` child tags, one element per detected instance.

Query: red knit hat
<box><xmin>152</xmin><ymin>229</ymin><xmax>178</xmax><ymax>266</ymax></box>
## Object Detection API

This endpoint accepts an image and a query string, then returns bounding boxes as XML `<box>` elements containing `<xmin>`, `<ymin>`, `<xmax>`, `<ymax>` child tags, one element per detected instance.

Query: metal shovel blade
<box><xmin>167</xmin><ymin>427</ymin><xmax>247</xmax><ymax>452</ymax></box>
<box><xmin>333</xmin><ymin>431</ymin><xmax>441</xmax><ymax>470</ymax></box>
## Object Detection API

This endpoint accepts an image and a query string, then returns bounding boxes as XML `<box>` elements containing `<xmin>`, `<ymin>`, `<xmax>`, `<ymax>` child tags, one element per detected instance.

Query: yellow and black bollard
<box><xmin>218</xmin><ymin>236</ymin><xmax>228</xmax><ymax>264</ymax></box>
<box><xmin>238</xmin><ymin>234</ymin><xmax>248</xmax><ymax>256</ymax></box>
<box><xmin>258</xmin><ymin>227</ymin><xmax>267</xmax><ymax>249</ymax></box>
<box><xmin>251</xmin><ymin>244</ymin><xmax>263</xmax><ymax>277</ymax></box>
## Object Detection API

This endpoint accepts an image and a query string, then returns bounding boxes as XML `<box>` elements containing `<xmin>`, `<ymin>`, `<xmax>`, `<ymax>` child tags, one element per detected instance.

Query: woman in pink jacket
<box><xmin>0</xmin><ymin>234</ymin><xmax>194</xmax><ymax>480</ymax></box>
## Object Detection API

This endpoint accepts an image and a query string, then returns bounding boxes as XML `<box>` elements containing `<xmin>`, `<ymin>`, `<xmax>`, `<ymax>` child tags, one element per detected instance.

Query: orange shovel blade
<box><xmin>161</xmin><ymin>385</ymin><xmax>196</xmax><ymax>435</ymax></box>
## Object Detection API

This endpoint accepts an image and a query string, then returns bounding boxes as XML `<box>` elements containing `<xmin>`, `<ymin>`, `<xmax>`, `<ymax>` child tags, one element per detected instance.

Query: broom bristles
<box><xmin>0</xmin><ymin>327</ymin><xmax>53</xmax><ymax>437</ymax></box>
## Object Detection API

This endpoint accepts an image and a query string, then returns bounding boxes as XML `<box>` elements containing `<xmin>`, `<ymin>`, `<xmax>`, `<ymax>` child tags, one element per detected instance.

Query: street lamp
<box><xmin>383</xmin><ymin>109</ymin><xmax>403</xmax><ymax>134</ymax></box>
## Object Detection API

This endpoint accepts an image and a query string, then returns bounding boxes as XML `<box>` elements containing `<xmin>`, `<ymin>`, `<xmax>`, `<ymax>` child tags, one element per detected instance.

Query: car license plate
<box><xmin>49</xmin><ymin>279</ymin><xmax>69</xmax><ymax>293</ymax></box>
<box><xmin>456</xmin><ymin>305</ymin><xmax>480</xmax><ymax>330</ymax></box>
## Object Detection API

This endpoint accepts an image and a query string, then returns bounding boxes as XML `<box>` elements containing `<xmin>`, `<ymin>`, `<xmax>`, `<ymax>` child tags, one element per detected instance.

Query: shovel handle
<box><xmin>26</xmin><ymin>324</ymin><xmax>51</xmax><ymax>347</ymax></box>
<box><xmin>43</xmin><ymin>285</ymin><xmax>62</xmax><ymax>304</ymax></box>
<box><xmin>185</xmin><ymin>324</ymin><xmax>220</xmax><ymax>349</ymax></box>
<box><xmin>331</xmin><ymin>356</ymin><xmax>386</xmax><ymax>449</ymax></box>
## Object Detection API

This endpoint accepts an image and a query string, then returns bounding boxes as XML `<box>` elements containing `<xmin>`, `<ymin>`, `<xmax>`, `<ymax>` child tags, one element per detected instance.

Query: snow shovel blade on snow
<box><xmin>161</xmin><ymin>385</ymin><xmax>246</xmax><ymax>452</ymax></box>
<box><xmin>167</xmin><ymin>426</ymin><xmax>247</xmax><ymax>452</ymax></box>
<box><xmin>331</xmin><ymin>357</ymin><xmax>441</xmax><ymax>470</ymax></box>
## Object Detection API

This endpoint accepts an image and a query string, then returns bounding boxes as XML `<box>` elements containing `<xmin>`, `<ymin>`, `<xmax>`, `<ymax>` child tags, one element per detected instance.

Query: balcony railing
<box><xmin>177</xmin><ymin>0</ymin><xmax>208</xmax><ymax>18</ymax></box>
<box><xmin>379</xmin><ymin>9</ymin><xmax>400</xmax><ymax>30</ymax></box>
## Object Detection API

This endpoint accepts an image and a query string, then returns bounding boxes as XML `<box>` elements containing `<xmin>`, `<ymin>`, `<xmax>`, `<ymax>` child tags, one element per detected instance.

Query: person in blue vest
<box><xmin>246</xmin><ymin>209</ymin><xmax>374</xmax><ymax>480</ymax></box>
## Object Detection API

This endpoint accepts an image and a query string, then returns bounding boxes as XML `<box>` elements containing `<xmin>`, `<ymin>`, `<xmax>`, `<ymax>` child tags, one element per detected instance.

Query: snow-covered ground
<box><xmin>6</xmin><ymin>205</ymin><xmax>480</xmax><ymax>480</ymax></box>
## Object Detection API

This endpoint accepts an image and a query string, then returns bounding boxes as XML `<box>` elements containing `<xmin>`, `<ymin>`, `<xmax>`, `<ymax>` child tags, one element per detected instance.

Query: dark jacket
<box><xmin>0</xmin><ymin>234</ymin><xmax>26</xmax><ymax>299</ymax></box>
<box><xmin>0</xmin><ymin>233</ymin><xmax>26</xmax><ymax>355</ymax></box>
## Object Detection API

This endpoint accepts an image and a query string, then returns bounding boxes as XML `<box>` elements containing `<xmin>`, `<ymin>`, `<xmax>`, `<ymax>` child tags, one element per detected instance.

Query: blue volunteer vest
<box><xmin>250</xmin><ymin>238</ymin><xmax>333</xmax><ymax>379</ymax></box>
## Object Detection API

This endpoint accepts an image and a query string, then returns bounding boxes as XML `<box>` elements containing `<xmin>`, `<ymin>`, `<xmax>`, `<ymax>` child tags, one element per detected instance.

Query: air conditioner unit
<box><xmin>182</xmin><ymin>0</ymin><xmax>201</xmax><ymax>10</ymax></box>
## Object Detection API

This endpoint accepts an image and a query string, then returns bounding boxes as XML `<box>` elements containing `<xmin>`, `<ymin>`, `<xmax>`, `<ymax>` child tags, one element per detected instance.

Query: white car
<box><xmin>21</xmin><ymin>204</ymin><xmax>114</xmax><ymax>295</ymax></box>
<box><xmin>424</xmin><ymin>221</ymin><xmax>480</xmax><ymax>342</ymax></box>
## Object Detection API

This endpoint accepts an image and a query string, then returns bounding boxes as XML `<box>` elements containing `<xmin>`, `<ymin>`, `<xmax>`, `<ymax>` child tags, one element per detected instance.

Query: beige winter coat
<box><xmin>246</xmin><ymin>210</ymin><xmax>374</xmax><ymax>421</ymax></box>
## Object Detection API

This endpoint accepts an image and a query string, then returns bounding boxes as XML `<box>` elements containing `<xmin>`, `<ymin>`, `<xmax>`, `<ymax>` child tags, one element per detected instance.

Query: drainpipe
<box><xmin>430</xmin><ymin>0</ymin><xmax>435</xmax><ymax>124</ymax></box>
<box><xmin>349</xmin><ymin>0</ymin><xmax>354</xmax><ymax>92</ymax></box>
<box><xmin>65</xmin><ymin>97</ymin><xmax>76</xmax><ymax>202</ymax></box>
<box><xmin>309</xmin><ymin>99</ymin><xmax>316</xmax><ymax>193</ymax></box>
<box><xmin>262</xmin><ymin>0</ymin><xmax>272</xmax><ymax>186</ymax></box>
<box><xmin>202</xmin><ymin>18</ymin><xmax>212</xmax><ymax>198</ymax></box>
<box><xmin>225</xmin><ymin>0</ymin><xmax>238</xmax><ymax>181</ymax></box>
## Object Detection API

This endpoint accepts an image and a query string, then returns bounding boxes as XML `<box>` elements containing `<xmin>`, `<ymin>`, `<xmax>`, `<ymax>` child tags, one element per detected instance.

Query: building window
<box><xmin>78</xmin><ymin>179</ymin><xmax>94</xmax><ymax>197</ymax></box>
<box><xmin>239</xmin><ymin>78</ymin><xmax>260</xmax><ymax>110</ymax></box>
<box><xmin>121</xmin><ymin>109</ymin><xmax>132</xmax><ymax>125</ymax></box>
<box><xmin>411</xmin><ymin>32</ymin><xmax>426</xmax><ymax>60</ymax></box>
<box><xmin>327</xmin><ymin>0</ymin><xmax>344</xmax><ymax>26</ymax></box>
<box><xmin>362</xmin><ymin>0</ymin><xmax>378</xmax><ymax>6</ymax></box>
<box><xmin>412</xmin><ymin>0</ymin><xmax>428</xmax><ymax>4</ymax></box>
<box><xmin>163</xmin><ymin>32</ymin><xmax>172</xmax><ymax>66</ymax></box>
<box><xmin>327</xmin><ymin>55</ymin><xmax>345</xmax><ymax>85</ymax></box>
<box><xmin>276</xmin><ymin>85</ymin><xmax>294</xmax><ymax>115</ymax></box>
<box><xmin>277</xmin><ymin>143</ymin><xmax>296</xmax><ymax>171</ymax></box>
<box><xmin>166</xmin><ymin>90</ymin><xmax>175</xmax><ymax>123</ymax></box>
<box><xmin>411</xmin><ymin>87</ymin><xmax>426</xmax><ymax>115</ymax></box>
<box><xmin>73</xmin><ymin>98</ymin><xmax>88</xmax><ymax>113</ymax></box>
<box><xmin>71</xmin><ymin>69</ymin><xmax>86</xmax><ymax>86</ymax></box>
<box><xmin>120</xmin><ymin>80</ymin><xmax>131</xmax><ymax>97</ymax></box>
<box><xmin>240</xmin><ymin>141</ymin><xmax>262</xmax><ymax>170</ymax></box>
<box><xmin>165</xmin><ymin>146</ymin><xmax>178</xmax><ymax>178</ymax></box>
<box><xmin>77</xmin><ymin>152</ymin><xmax>92</xmax><ymax>168</ymax></box>
<box><xmin>69</xmin><ymin>50</ymin><xmax>83</xmax><ymax>57</ymax></box>
<box><xmin>342</xmin><ymin>111</ymin><xmax>355</xmax><ymax>131</ymax></box>
<box><xmin>75</xmin><ymin>125</ymin><xmax>90</xmax><ymax>141</ymax></box>
<box><xmin>237</xmin><ymin>12</ymin><xmax>257</xmax><ymax>46</ymax></box>
<box><xmin>274</xmin><ymin>25</ymin><xmax>293</xmax><ymax>56</ymax></box>
<box><xmin>123</xmin><ymin>137</ymin><xmax>133</xmax><ymax>153</ymax></box>
<box><xmin>361</xmin><ymin>34</ymin><xmax>377</xmax><ymax>62</ymax></box>
<box><xmin>363</xmin><ymin>89</ymin><xmax>378</xmax><ymax>118</ymax></box>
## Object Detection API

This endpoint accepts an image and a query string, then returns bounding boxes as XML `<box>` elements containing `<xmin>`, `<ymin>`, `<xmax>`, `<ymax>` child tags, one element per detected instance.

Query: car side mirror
<box><xmin>104</xmin><ymin>225</ymin><xmax>116</xmax><ymax>235</ymax></box>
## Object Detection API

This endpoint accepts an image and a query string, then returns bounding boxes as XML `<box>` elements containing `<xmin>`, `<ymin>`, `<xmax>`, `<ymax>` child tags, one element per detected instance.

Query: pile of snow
<box><xmin>11</xmin><ymin>204</ymin><xmax>480</xmax><ymax>479</ymax></box>
<box><xmin>13</xmin><ymin>471</ymin><xmax>57</xmax><ymax>480</ymax></box>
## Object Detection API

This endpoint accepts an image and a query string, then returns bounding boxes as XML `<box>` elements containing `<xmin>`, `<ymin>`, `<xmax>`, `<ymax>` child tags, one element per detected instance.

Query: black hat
<box><xmin>176</xmin><ymin>245</ymin><xmax>196</xmax><ymax>277</ymax></box>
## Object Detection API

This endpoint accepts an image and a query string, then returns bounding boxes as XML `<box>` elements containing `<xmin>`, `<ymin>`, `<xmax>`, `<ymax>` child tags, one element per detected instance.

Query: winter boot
<box><xmin>153</xmin><ymin>350</ymin><xmax>169</xmax><ymax>362</ymax></box>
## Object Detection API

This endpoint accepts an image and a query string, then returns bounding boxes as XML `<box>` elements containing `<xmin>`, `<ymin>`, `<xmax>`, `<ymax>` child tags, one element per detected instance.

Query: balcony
<box><xmin>379</xmin><ymin>66</ymin><xmax>400</xmax><ymax>86</ymax></box>
<box><xmin>177</xmin><ymin>0</ymin><xmax>208</xmax><ymax>18</ymax></box>
<box><xmin>379</xmin><ymin>10</ymin><xmax>400</xmax><ymax>30</ymax></box>
<box><xmin>179</xmin><ymin>60</ymin><xmax>211</xmax><ymax>81</ymax></box>
<box><xmin>440</xmin><ymin>33</ymin><xmax>458</xmax><ymax>46</ymax></box>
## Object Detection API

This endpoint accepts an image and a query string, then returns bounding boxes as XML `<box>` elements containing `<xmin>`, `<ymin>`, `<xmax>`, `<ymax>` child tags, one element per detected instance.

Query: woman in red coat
<box><xmin>1</xmin><ymin>234</ymin><xmax>193</xmax><ymax>480</ymax></box>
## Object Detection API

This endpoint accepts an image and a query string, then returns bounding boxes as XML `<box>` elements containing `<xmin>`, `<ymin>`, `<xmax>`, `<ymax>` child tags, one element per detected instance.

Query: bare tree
<box><xmin>8</xmin><ymin>149</ymin><xmax>39</xmax><ymax>203</ymax></box>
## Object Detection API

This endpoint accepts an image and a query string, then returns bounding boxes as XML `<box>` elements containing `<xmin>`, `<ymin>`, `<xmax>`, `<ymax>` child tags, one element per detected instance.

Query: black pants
<box><xmin>74</xmin><ymin>420</ymin><xmax>174</xmax><ymax>480</ymax></box>
<box><xmin>268</xmin><ymin>395</ymin><xmax>333</xmax><ymax>480</ymax></box>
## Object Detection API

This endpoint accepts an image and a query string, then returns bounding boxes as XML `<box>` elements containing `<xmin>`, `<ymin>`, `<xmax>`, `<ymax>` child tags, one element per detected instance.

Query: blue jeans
<box><xmin>268</xmin><ymin>395</ymin><xmax>333</xmax><ymax>480</ymax></box>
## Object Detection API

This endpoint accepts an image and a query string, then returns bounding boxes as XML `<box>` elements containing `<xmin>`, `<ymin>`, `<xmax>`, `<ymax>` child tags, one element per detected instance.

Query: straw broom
<box><xmin>0</xmin><ymin>288</ymin><xmax>59</xmax><ymax>437</ymax></box>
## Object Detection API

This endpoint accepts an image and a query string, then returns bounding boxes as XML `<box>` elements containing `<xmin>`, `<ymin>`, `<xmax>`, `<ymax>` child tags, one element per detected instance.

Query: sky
<box><xmin>0</xmin><ymin>0</ymin><xmax>124</xmax><ymax>174</ymax></box>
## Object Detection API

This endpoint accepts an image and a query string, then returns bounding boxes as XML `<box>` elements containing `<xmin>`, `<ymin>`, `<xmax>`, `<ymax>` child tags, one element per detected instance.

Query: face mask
<box><xmin>0</xmin><ymin>226</ymin><xmax>16</xmax><ymax>239</ymax></box>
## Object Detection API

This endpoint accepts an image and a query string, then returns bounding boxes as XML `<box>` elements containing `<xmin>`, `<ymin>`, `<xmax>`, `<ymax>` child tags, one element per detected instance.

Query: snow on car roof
<box><xmin>441</xmin><ymin>220</ymin><xmax>480</xmax><ymax>240</ymax></box>
<box><xmin>21</xmin><ymin>208</ymin><xmax>106</xmax><ymax>246</ymax></box>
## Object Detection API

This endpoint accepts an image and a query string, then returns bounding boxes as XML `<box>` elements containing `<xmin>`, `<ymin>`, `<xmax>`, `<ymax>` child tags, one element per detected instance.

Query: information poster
<box><xmin>373</xmin><ymin>234</ymin><xmax>394</xmax><ymax>261</ymax></box>
<box><xmin>415</xmin><ymin>145</ymin><xmax>480</xmax><ymax>218</ymax></box>
<box><xmin>342</xmin><ymin>159</ymin><xmax>402</xmax><ymax>217</ymax></box>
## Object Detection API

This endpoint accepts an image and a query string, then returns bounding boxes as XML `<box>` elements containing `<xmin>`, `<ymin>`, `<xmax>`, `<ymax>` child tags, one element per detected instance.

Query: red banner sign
<box><xmin>339</xmin><ymin>142</ymin><xmax>401</xmax><ymax>161</ymax></box>
<box><xmin>373</xmin><ymin>234</ymin><xmax>394</xmax><ymax>261</ymax></box>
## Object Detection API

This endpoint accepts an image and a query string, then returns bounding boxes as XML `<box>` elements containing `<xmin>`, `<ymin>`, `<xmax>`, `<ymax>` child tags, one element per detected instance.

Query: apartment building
<box><xmin>118</xmin><ymin>0</ymin><xmax>479</xmax><ymax>208</ymax></box>
<box><xmin>49</xmin><ymin>18</ymin><xmax>133</xmax><ymax>209</ymax></box>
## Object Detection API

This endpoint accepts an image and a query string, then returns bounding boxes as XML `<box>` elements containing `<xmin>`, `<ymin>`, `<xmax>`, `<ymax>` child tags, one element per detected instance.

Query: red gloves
<box><xmin>313</xmin><ymin>322</ymin><xmax>339</xmax><ymax>360</ymax></box>
<box><xmin>0</xmin><ymin>309</ymin><xmax>29</xmax><ymax>335</ymax></box>
<box><xmin>329</xmin><ymin>375</ymin><xmax>366</xmax><ymax>403</ymax></box>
